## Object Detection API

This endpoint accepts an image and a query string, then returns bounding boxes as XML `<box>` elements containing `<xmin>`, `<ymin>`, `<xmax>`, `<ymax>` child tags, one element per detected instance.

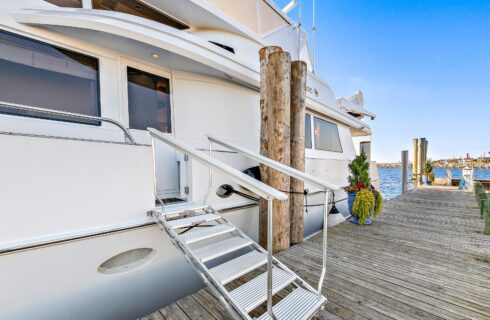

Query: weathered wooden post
<box><xmin>290</xmin><ymin>60</ymin><xmax>307</xmax><ymax>244</ymax></box>
<box><xmin>259</xmin><ymin>47</ymin><xmax>291</xmax><ymax>252</ymax></box>
<box><xmin>258</xmin><ymin>46</ymin><xmax>283</xmax><ymax>249</ymax></box>
<box><xmin>401</xmin><ymin>150</ymin><xmax>409</xmax><ymax>193</ymax></box>
<box><xmin>413</xmin><ymin>139</ymin><xmax>419</xmax><ymax>186</ymax></box>
<box><xmin>417</xmin><ymin>138</ymin><xmax>424</xmax><ymax>186</ymax></box>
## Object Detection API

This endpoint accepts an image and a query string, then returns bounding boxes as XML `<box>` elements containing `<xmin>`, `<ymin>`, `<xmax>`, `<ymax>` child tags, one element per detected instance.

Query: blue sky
<box><xmin>277</xmin><ymin>0</ymin><xmax>490</xmax><ymax>162</ymax></box>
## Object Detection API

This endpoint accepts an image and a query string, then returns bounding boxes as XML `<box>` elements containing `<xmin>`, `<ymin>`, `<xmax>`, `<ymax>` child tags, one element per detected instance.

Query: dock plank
<box><xmin>141</xmin><ymin>187</ymin><xmax>490</xmax><ymax>320</ymax></box>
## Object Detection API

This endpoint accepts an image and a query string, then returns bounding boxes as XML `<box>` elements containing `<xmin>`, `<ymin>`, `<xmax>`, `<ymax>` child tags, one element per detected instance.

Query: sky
<box><xmin>276</xmin><ymin>0</ymin><xmax>490</xmax><ymax>162</ymax></box>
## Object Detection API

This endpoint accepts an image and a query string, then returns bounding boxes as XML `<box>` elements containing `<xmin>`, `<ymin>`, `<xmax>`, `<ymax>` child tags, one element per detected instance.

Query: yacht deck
<box><xmin>141</xmin><ymin>187</ymin><xmax>490</xmax><ymax>320</ymax></box>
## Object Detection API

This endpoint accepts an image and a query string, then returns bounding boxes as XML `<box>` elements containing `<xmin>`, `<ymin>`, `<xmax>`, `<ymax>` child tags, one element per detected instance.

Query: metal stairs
<box><xmin>153</xmin><ymin>206</ymin><xmax>326</xmax><ymax>320</ymax></box>
<box><xmin>147</xmin><ymin>129</ymin><xmax>338</xmax><ymax>319</ymax></box>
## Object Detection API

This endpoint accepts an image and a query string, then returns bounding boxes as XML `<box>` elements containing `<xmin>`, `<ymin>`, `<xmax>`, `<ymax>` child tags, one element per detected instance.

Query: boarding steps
<box><xmin>153</xmin><ymin>206</ymin><xmax>326</xmax><ymax>320</ymax></box>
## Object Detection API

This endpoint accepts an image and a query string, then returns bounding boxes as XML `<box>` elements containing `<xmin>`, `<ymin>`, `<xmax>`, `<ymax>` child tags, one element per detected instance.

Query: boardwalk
<box><xmin>142</xmin><ymin>188</ymin><xmax>490</xmax><ymax>320</ymax></box>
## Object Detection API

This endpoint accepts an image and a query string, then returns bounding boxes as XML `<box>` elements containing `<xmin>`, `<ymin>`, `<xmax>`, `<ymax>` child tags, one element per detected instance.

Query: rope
<box><xmin>228</xmin><ymin>187</ymin><xmax>345</xmax><ymax>213</ymax></box>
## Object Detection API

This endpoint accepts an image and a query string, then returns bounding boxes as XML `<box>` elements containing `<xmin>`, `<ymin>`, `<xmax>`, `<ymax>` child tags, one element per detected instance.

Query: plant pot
<box><xmin>348</xmin><ymin>191</ymin><xmax>372</xmax><ymax>225</ymax></box>
<box><xmin>347</xmin><ymin>191</ymin><xmax>356</xmax><ymax>216</ymax></box>
<box><xmin>422</xmin><ymin>174</ymin><xmax>431</xmax><ymax>185</ymax></box>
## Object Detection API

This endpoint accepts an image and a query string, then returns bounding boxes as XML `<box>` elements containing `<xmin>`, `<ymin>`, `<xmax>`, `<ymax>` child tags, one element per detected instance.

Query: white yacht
<box><xmin>0</xmin><ymin>1</ymin><xmax>376</xmax><ymax>319</ymax></box>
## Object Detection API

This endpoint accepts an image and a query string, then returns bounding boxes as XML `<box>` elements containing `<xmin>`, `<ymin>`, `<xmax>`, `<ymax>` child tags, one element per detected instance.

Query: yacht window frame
<box><xmin>312</xmin><ymin>115</ymin><xmax>343</xmax><ymax>153</ymax></box>
<box><xmin>119</xmin><ymin>58</ymin><xmax>174</xmax><ymax>133</ymax></box>
<box><xmin>306</xmin><ymin>111</ymin><xmax>344</xmax><ymax>154</ymax></box>
<box><xmin>0</xmin><ymin>29</ymin><xmax>102</xmax><ymax>126</ymax></box>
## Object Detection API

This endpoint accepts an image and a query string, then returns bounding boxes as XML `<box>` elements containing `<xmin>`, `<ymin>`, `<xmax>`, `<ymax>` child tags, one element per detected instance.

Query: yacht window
<box><xmin>92</xmin><ymin>0</ymin><xmax>188</xmax><ymax>30</ymax></box>
<box><xmin>44</xmin><ymin>0</ymin><xmax>82</xmax><ymax>7</ymax></box>
<box><xmin>127</xmin><ymin>67</ymin><xmax>172</xmax><ymax>133</ymax></box>
<box><xmin>0</xmin><ymin>31</ymin><xmax>100</xmax><ymax>125</ymax></box>
<box><xmin>313</xmin><ymin>117</ymin><xmax>343</xmax><ymax>152</ymax></box>
<box><xmin>305</xmin><ymin>114</ymin><xmax>312</xmax><ymax>148</ymax></box>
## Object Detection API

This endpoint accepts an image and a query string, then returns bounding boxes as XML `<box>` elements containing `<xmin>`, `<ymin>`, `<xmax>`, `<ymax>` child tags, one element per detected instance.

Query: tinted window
<box><xmin>0</xmin><ymin>31</ymin><xmax>100</xmax><ymax>125</ymax></box>
<box><xmin>93</xmin><ymin>0</ymin><xmax>188</xmax><ymax>30</ymax></box>
<box><xmin>305</xmin><ymin>113</ymin><xmax>312</xmax><ymax>148</ymax></box>
<box><xmin>314</xmin><ymin>117</ymin><xmax>342</xmax><ymax>152</ymax></box>
<box><xmin>44</xmin><ymin>0</ymin><xmax>82</xmax><ymax>7</ymax></box>
<box><xmin>127</xmin><ymin>67</ymin><xmax>171</xmax><ymax>133</ymax></box>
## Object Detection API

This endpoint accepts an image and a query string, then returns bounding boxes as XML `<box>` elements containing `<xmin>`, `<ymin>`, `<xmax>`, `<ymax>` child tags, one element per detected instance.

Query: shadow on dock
<box><xmin>141</xmin><ymin>187</ymin><xmax>490</xmax><ymax>320</ymax></box>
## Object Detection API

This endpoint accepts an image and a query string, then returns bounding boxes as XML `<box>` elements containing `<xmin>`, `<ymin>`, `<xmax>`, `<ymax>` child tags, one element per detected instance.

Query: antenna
<box><xmin>312</xmin><ymin>0</ymin><xmax>316</xmax><ymax>73</ymax></box>
<box><xmin>297</xmin><ymin>0</ymin><xmax>302</xmax><ymax>60</ymax></box>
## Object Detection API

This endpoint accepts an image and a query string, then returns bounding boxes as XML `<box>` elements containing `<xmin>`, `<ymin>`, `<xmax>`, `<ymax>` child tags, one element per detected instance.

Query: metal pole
<box><xmin>311</xmin><ymin>0</ymin><xmax>316</xmax><ymax>73</ymax></box>
<box><xmin>267</xmin><ymin>199</ymin><xmax>275</xmax><ymax>319</ymax></box>
<box><xmin>297</xmin><ymin>0</ymin><xmax>302</xmax><ymax>60</ymax></box>
<box><xmin>203</xmin><ymin>140</ymin><xmax>213</xmax><ymax>207</ymax></box>
<box><xmin>317</xmin><ymin>189</ymin><xmax>329</xmax><ymax>294</ymax></box>
<box><xmin>401</xmin><ymin>150</ymin><xmax>408</xmax><ymax>193</ymax></box>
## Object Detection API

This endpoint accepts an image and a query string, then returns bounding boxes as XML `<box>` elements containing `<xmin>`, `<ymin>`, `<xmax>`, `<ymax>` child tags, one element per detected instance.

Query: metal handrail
<box><xmin>0</xmin><ymin>101</ymin><xmax>136</xmax><ymax>144</ymax></box>
<box><xmin>148</xmin><ymin>129</ymin><xmax>287</xmax><ymax>201</ymax></box>
<box><xmin>206</xmin><ymin>134</ymin><xmax>338</xmax><ymax>300</ymax></box>
<box><xmin>207</xmin><ymin>134</ymin><xmax>341</xmax><ymax>191</ymax></box>
<box><xmin>148</xmin><ymin>128</ymin><xmax>288</xmax><ymax>319</ymax></box>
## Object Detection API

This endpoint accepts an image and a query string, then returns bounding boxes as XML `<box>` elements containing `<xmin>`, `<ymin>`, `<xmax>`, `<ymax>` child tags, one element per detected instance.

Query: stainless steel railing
<box><xmin>148</xmin><ymin>128</ymin><xmax>287</xmax><ymax>319</ymax></box>
<box><xmin>206</xmin><ymin>134</ymin><xmax>341</xmax><ymax>298</ymax></box>
<box><xmin>0</xmin><ymin>101</ymin><xmax>136</xmax><ymax>144</ymax></box>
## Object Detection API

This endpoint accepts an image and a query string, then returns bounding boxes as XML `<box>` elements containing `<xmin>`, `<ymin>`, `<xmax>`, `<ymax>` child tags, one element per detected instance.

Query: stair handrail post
<box><xmin>317</xmin><ymin>188</ymin><xmax>330</xmax><ymax>295</ymax></box>
<box><xmin>203</xmin><ymin>139</ymin><xmax>213</xmax><ymax>208</ymax></box>
<box><xmin>267</xmin><ymin>198</ymin><xmax>276</xmax><ymax>319</ymax></box>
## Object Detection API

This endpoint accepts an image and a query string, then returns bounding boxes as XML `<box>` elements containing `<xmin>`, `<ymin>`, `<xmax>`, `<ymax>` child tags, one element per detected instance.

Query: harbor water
<box><xmin>378</xmin><ymin>168</ymin><xmax>490</xmax><ymax>200</ymax></box>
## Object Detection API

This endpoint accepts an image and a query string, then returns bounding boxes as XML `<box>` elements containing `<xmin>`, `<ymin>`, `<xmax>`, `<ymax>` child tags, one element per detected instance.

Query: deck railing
<box><xmin>0</xmin><ymin>101</ymin><xmax>136</xmax><ymax>144</ymax></box>
<box><xmin>206</xmin><ymin>134</ymin><xmax>341</xmax><ymax>298</ymax></box>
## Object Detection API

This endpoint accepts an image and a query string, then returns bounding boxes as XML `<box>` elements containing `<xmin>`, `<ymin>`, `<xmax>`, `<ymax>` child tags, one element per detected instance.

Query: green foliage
<box><xmin>352</xmin><ymin>189</ymin><xmax>375</xmax><ymax>224</ymax></box>
<box><xmin>428</xmin><ymin>172</ymin><xmax>435</xmax><ymax>183</ymax></box>
<box><xmin>347</xmin><ymin>150</ymin><xmax>371</xmax><ymax>192</ymax></box>
<box><xmin>423</xmin><ymin>161</ymin><xmax>433</xmax><ymax>175</ymax></box>
<box><xmin>373</xmin><ymin>190</ymin><xmax>383</xmax><ymax>218</ymax></box>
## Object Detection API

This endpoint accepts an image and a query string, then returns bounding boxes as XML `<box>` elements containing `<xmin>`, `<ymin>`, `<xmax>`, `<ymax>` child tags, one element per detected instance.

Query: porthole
<box><xmin>98</xmin><ymin>248</ymin><xmax>155</xmax><ymax>275</ymax></box>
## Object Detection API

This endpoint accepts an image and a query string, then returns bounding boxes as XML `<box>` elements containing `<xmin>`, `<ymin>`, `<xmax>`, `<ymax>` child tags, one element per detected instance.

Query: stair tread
<box><xmin>180</xmin><ymin>224</ymin><xmax>236</xmax><ymax>244</ymax></box>
<box><xmin>230</xmin><ymin>268</ymin><xmax>295</xmax><ymax>313</ymax></box>
<box><xmin>209</xmin><ymin>250</ymin><xmax>267</xmax><ymax>284</ymax></box>
<box><xmin>166</xmin><ymin>213</ymin><xmax>220</xmax><ymax>229</ymax></box>
<box><xmin>194</xmin><ymin>236</ymin><xmax>252</xmax><ymax>262</ymax></box>
<box><xmin>257</xmin><ymin>287</ymin><xmax>325</xmax><ymax>320</ymax></box>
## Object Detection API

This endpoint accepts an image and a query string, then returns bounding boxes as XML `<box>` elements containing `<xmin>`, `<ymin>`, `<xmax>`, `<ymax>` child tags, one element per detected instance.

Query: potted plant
<box><xmin>345</xmin><ymin>151</ymin><xmax>383</xmax><ymax>225</ymax></box>
<box><xmin>422</xmin><ymin>161</ymin><xmax>433</xmax><ymax>185</ymax></box>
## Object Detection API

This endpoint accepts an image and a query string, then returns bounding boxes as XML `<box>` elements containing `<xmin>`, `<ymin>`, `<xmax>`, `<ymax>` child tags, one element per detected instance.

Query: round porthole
<box><xmin>98</xmin><ymin>248</ymin><xmax>155</xmax><ymax>275</ymax></box>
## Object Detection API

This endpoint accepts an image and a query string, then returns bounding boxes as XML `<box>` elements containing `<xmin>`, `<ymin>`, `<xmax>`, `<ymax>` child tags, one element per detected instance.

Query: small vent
<box><xmin>209</xmin><ymin>41</ymin><xmax>235</xmax><ymax>54</ymax></box>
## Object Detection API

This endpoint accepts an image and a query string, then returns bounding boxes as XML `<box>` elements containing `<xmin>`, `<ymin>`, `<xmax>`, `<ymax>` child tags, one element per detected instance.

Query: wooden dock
<box><xmin>142</xmin><ymin>187</ymin><xmax>490</xmax><ymax>320</ymax></box>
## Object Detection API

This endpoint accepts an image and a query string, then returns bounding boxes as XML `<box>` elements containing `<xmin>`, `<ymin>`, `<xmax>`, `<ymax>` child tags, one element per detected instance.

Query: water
<box><xmin>378</xmin><ymin>167</ymin><xmax>490</xmax><ymax>200</ymax></box>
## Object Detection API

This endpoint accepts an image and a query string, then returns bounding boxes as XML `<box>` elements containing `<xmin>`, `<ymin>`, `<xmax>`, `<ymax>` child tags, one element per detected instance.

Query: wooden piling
<box><xmin>417</xmin><ymin>138</ymin><xmax>424</xmax><ymax>185</ymax></box>
<box><xmin>259</xmin><ymin>48</ymin><xmax>291</xmax><ymax>252</ymax></box>
<box><xmin>258</xmin><ymin>46</ymin><xmax>283</xmax><ymax>249</ymax></box>
<box><xmin>289</xmin><ymin>60</ymin><xmax>307</xmax><ymax>245</ymax></box>
<box><xmin>413</xmin><ymin>139</ymin><xmax>419</xmax><ymax>186</ymax></box>
<box><xmin>401</xmin><ymin>150</ymin><xmax>408</xmax><ymax>193</ymax></box>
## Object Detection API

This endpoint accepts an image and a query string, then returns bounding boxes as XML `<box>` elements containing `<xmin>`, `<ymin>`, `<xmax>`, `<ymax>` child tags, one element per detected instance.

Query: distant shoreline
<box><xmin>376</xmin><ymin>163</ymin><xmax>490</xmax><ymax>169</ymax></box>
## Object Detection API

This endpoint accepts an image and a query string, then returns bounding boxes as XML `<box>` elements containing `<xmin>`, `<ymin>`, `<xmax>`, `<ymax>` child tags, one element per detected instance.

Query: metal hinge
<box><xmin>184</xmin><ymin>186</ymin><xmax>190</xmax><ymax>195</ymax></box>
<box><xmin>184</xmin><ymin>154</ymin><xmax>189</xmax><ymax>161</ymax></box>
